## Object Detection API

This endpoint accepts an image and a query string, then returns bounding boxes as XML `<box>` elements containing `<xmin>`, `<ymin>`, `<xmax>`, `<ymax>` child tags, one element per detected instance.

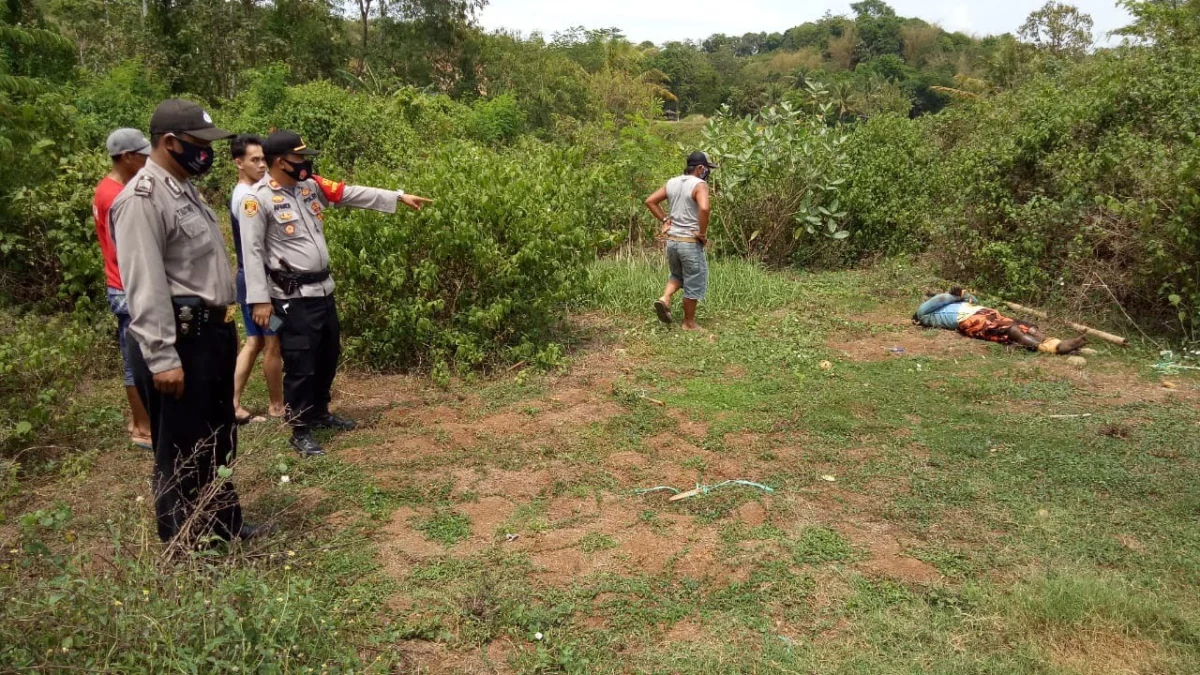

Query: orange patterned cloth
<box><xmin>957</xmin><ymin>308</ymin><xmax>1036</xmax><ymax>344</ymax></box>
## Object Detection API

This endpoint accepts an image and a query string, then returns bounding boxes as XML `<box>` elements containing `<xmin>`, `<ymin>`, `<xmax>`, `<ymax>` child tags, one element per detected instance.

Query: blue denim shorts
<box><xmin>106</xmin><ymin>287</ymin><xmax>135</xmax><ymax>386</ymax></box>
<box><xmin>666</xmin><ymin>241</ymin><xmax>708</xmax><ymax>301</ymax></box>
<box><xmin>237</xmin><ymin>268</ymin><xmax>276</xmax><ymax>338</ymax></box>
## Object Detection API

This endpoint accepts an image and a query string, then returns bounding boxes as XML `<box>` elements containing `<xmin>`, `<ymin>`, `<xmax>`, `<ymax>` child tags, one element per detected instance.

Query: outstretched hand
<box><xmin>401</xmin><ymin>194</ymin><xmax>433</xmax><ymax>211</ymax></box>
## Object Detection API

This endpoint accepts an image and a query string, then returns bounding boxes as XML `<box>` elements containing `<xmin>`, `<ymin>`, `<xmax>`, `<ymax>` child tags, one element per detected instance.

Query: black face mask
<box><xmin>167</xmin><ymin>136</ymin><xmax>214</xmax><ymax>176</ymax></box>
<box><xmin>696</xmin><ymin>166</ymin><xmax>710</xmax><ymax>181</ymax></box>
<box><xmin>283</xmin><ymin>158</ymin><xmax>313</xmax><ymax>182</ymax></box>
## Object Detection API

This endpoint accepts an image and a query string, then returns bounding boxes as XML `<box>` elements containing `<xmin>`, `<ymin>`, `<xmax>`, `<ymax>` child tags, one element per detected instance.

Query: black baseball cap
<box><xmin>262</xmin><ymin>130</ymin><xmax>320</xmax><ymax>157</ymax></box>
<box><xmin>687</xmin><ymin>151</ymin><xmax>719</xmax><ymax>169</ymax></box>
<box><xmin>149</xmin><ymin>99</ymin><xmax>234</xmax><ymax>141</ymax></box>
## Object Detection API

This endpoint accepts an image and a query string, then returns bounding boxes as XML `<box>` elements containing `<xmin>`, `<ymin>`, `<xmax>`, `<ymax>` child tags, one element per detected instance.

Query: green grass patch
<box><xmin>416</xmin><ymin>510</ymin><xmax>472</xmax><ymax>546</ymax></box>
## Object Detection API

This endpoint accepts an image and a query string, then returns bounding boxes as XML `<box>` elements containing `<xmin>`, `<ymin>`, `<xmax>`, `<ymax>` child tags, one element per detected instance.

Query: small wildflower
<box><xmin>8</xmin><ymin>549</ymin><xmax>18</xmax><ymax>555</ymax></box>
<box><xmin>280</xmin><ymin>475</ymin><xmax>291</xmax><ymax>484</ymax></box>
<box><xmin>284</xmin><ymin>565</ymin><xmax>292</xmax><ymax>571</ymax></box>
<box><xmin>113</xmin><ymin>600</ymin><xmax>123</xmax><ymax>607</ymax></box>
<box><xmin>286</xmin><ymin>550</ymin><xmax>296</xmax><ymax>557</ymax></box>
<box><xmin>142</xmin><ymin>589</ymin><xmax>149</xmax><ymax>595</ymax></box>
<box><xmin>276</xmin><ymin>596</ymin><xmax>284</xmax><ymax>602</ymax></box>
<box><xmin>135</xmin><ymin>496</ymin><xmax>145</xmax><ymax>504</ymax></box>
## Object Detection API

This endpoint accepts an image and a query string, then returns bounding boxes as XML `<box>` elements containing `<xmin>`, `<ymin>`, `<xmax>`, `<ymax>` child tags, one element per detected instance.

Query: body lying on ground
<box><xmin>914</xmin><ymin>288</ymin><xmax>1087</xmax><ymax>355</ymax></box>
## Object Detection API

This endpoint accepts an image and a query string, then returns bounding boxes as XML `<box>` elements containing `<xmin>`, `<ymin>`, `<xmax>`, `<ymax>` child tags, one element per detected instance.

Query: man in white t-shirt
<box><xmin>644</xmin><ymin>151</ymin><xmax>716</xmax><ymax>331</ymax></box>
<box><xmin>228</xmin><ymin>134</ymin><xmax>284</xmax><ymax>423</ymax></box>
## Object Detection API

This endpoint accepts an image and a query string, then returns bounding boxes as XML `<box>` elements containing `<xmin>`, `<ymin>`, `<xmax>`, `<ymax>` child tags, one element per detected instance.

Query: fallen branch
<box><xmin>1003</xmin><ymin>302</ymin><xmax>1128</xmax><ymax>346</ymax></box>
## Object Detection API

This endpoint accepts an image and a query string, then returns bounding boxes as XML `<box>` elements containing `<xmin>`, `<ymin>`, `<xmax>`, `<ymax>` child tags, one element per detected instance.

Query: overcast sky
<box><xmin>478</xmin><ymin>1</ymin><xmax>1133</xmax><ymax>46</ymax></box>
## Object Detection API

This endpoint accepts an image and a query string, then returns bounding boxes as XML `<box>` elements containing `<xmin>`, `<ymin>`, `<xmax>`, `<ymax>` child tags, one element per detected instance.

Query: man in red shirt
<box><xmin>93</xmin><ymin>128</ymin><xmax>153</xmax><ymax>448</ymax></box>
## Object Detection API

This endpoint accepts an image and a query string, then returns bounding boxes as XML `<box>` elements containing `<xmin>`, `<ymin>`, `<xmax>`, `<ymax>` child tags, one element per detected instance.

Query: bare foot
<box><xmin>681</xmin><ymin>322</ymin><xmax>704</xmax><ymax>332</ymax></box>
<box><xmin>268</xmin><ymin>405</ymin><xmax>287</xmax><ymax>418</ymax></box>
<box><xmin>235</xmin><ymin>407</ymin><xmax>252</xmax><ymax>422</ymax></box>
<box><xmin>1056</xmin><ymin>335</ymin><xmax>1088</xmax><ymax>354</ymax></box>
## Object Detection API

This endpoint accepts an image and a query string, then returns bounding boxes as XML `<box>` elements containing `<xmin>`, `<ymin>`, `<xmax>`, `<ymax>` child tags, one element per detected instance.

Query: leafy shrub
<box><xmin>700</xmin><ymin>87</ymin><xmax>851</xmax><ymax>266</ymax></box>
<box><xmin>0</xmin><ymin>310</ymin><xmax>111</xmax><ymax>456</ymax></box>
<box><xmin>328</xmin><ymin>138</ymin><xmax>625</xmax><ymax>373</ymax></box>
<box><xmin>230</xmin><ymin>80</ymin><xmax>420</xmax><ymax>173</ymax></box>
<box><xmin>467</xmin><ymin>92</ymin><xmax>526</xmax><ymax>145</ymax></box>
<box><xmin>917</xmin><ymin>46</ymin><xmax>1200</xmax><ymax>333</ymax></box>
<box><xmin>842</xmin><ymin>113</ymin><xmax>937</xmax><ymax>259</ymax></box>
<box><xmin>8</xmin><ymin>151</ymin><xmax>111</xmax><ymax>306</ymax></box>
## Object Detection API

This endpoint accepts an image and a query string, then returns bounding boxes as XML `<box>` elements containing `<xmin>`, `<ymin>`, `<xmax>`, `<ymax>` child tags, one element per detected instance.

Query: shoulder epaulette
<box><xmin>133</xmin><ymin>175</ymin><xmax>154</xmax><ymax>197</ymax></box>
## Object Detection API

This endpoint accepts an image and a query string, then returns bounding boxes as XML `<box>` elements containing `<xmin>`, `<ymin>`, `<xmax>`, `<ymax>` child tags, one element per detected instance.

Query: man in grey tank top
<box><xmin>644</xmin><ymin>151</ymin><xmax>716</xmax><ymax>330</ymax></box>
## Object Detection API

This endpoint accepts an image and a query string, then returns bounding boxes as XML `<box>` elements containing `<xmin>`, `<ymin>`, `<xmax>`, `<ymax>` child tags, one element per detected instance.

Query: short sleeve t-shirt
<box><xmin>230</xmin><ymin>182</ymin><xmax>253</xmax><ymax>270</ymax></box>
<box><xmin>92</xmin><ymin>176</ymin><xmax>126</xmax><ymax>290</ymax></box>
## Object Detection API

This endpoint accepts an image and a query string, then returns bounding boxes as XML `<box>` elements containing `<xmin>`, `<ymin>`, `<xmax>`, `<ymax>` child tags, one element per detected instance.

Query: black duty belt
<box><xmin>269</xmin><ymin>268</ymin><xmax>331</xmax><ymax>295</ymax></box>
<box><xmin>172</xmin><ymin>297</ymin><xmax>235</xmax><ymax>338</ymax></box>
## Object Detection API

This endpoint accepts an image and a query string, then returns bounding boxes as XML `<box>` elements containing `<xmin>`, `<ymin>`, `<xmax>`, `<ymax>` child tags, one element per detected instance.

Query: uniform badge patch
<box><xmin>133</xmin><ymin>175</ymin><xmax>154</xmax><ymax>197</ymax></box>
<box><xmin>278</xmin><ymin>211</ymin><xmax>295</xmax><ymax>222</ymax></box>
<box><xmin>272</xmin><ymin>195</ymin><xmax>285</xmax><ymax>203</ymax></box>
<box><xmin>268</xmin><ymin>179</ymin><xmax>281</xmax><ymax>190</ymax></box>
<box><xmin>284</xmin><ymin>224</ymin><xmax>296</xmax><ymax>235</ymax></box>
<box><xmin>242</xmin><ymin>199</ymin><xmax>259</xmax><ymax>217</ymax></box>
<box><xmin>310</xmin><ymin>202</ymin><xmax>323</xmax><ymax>216</ymax></box>
<box><xmin>301</xmin><ymin>188</ymin><xmax>312</xmax><ymax>197</ymax></box>
<box><xmin>164</xmin><ymin>176</ymin><xmax>184</xmax><ymax>197</ymax></box>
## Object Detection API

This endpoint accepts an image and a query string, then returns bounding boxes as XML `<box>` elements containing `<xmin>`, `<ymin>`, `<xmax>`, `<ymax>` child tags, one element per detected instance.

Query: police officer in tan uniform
<box><xmin>239</xmin><ymin>130</ymin><xmax>432</xmax><ymax>457</ymax></box>
<box><xmin>112</xmin><ymin>99</ymin><xmax>269</xmax><ymax>544</ymax></box>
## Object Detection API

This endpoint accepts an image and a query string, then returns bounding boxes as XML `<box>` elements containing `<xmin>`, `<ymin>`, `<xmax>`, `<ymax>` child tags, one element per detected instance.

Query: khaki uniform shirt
<box><xmin>239</xmin><ymin>175</ymin><xmax>401</xmax><ymax>304</ymax></box>
<box><xmin>112</xmin><ymin>159</ymin><xmax>236</xmax><ymax>373</ymax></box>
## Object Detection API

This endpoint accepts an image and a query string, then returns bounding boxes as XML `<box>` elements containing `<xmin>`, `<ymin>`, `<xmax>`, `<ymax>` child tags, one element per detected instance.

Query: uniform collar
<box><xmin>145</xmin><ymin>158</ymin><xmax>194</xmax><ymax>198</ymax></box>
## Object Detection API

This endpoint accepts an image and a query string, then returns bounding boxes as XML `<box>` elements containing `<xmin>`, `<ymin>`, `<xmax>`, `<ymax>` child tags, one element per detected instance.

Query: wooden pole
<box><xmin>1004</xmin><ymin>302</ymin><xmax>1128</xmax><ymax>347</ymax></box>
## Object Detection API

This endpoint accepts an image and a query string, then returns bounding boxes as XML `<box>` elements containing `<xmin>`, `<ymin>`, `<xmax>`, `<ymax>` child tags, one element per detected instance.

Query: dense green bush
<box><xmin>467</xmin><ymin>92</ymin><xmax>526</xmax><ymax>144</ymax></box>
<box><xmin>841</xmin><ymin>113</ymin><xmax>936</xmax><ymax>258</ymax></box>
<box><xmin>328</xmin><ymin>138</ymin><xmax>628</xmax><ymax>374</ymax></box>
<box><xmin>915</xmin><ymin>46</ymin><xmax>1200</xmax><ymax>332</ymax></box>
<box><xmin>700</xmin><ymin>89</ymin><xmax>851</xmax><ymax>266</ymax></box>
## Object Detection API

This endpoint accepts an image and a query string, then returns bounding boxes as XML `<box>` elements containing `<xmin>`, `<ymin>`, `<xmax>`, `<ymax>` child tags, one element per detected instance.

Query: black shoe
<box><xmin>313</xmin><ymin>413</ymin><xmax>356</xmax><ymax>431</ymax></box>
<box><xmin>237</xmin><ymin>523</ymin><xmax>277</xmax><ymax>541</ymax></box>
<box><xmin>290</xmin><ymin>433</ymin><xmax>326</xmax><ymax>458</ymax></box>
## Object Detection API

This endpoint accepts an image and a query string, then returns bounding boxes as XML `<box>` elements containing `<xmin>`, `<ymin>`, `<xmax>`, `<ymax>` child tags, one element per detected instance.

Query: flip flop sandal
<box><xmin>249</xmin><ymin>415</ymin><xmax>269</xmax><ymax>424</ymax></box>
<box><xmin>131</xmin><ymin>436</ymin><xmax>152</xmax><ymax>450</ymax></box>
<box><xmin>235</xmin><ymin>413</ymin><xmax>253</xmax><ymax>426</ymax></box>
<box><xmin>654</xmin><ymin>300</ymin><xmax>672</xmax><ymax>324</ymax></box>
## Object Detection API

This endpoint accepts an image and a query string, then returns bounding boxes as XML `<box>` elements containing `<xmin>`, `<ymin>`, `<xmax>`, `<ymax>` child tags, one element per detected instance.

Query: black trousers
<box><xmin>273</xmin><ymin>295</ymin><xmax>340</xmax><ymax>433</ymax></box>
<box><xmin>127</xmin><ymin>322</ymin><xmax>243</xmax><ymax>544</ymax></box>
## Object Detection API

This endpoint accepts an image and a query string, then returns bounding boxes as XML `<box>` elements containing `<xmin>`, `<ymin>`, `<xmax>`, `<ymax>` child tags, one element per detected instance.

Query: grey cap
<box><xmin>107</xmin><ymin>128</ymin><xmax>151</xmax><ymax>157</ymax></box>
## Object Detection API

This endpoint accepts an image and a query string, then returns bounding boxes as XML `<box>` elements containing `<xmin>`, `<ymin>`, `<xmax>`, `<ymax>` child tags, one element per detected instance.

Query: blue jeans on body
<box><xmin>666</xmin><ymin>241</ymin><xmax>708</xmax><ymax>301</ymax></box>
<box><xmin>106</xmin><ymin>287</ymin><xmax>135</xmax><ymax>387</ymax></box>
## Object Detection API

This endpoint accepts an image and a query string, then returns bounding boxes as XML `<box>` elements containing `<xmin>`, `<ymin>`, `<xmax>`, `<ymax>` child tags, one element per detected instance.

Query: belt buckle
<box><xmin>224</xmin><ymin>304</ymin><xmax>236</xmax><ymax>323</ymax></box>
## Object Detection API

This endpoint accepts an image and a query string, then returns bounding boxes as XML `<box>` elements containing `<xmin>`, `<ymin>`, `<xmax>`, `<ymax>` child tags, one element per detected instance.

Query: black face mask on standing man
<box><xmin>282</xmin><ymin>158</ymin><xmax>313</xmax><ymax>182</ymax></box>
<box><xmin>167</xmin><ymin>135</ymin><xmax>215</xmax><ymax>176</ymax></box>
